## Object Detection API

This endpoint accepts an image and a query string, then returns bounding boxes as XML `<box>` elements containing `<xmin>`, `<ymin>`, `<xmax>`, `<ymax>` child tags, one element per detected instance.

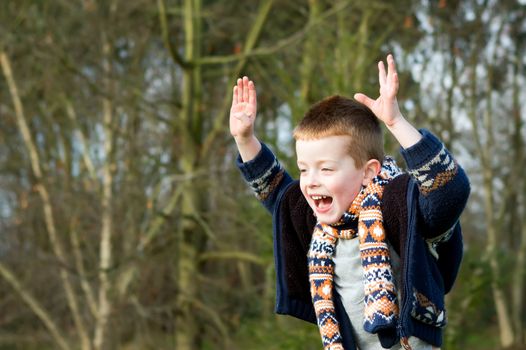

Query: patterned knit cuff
<box><xmin>399</xmin><ymin>129</ymin><xmax>443</xmax><ymax>170</ymax></box>
<box><xmin>400</xmin><ymin>129</ymin><xmax>458</xmax><ymax>195</ymax></box>
<box><xmin>236</xmin><ymin>143</ymin><xmax>285</xmax><ymax>201</ymax></box>
<box><xmin>236</xmin><ymin>142</ymin><xmax>277</xmax><ymax>181</ymax></box>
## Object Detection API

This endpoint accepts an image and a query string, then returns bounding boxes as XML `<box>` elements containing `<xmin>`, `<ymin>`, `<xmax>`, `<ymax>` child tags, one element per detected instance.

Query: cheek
<box><xmin>299</xmin><ymin>180</ymin><xmax>309</xmax><ymax>200</ymax></box>
<box><xmin>333</xmin><ymin>177</ymin><xmax>362</xmax><ymax>202</ymax></box>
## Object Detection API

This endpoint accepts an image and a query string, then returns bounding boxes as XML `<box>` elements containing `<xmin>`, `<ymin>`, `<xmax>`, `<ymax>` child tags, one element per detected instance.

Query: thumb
<box><xmin>354</xmin><ymin>93</ymin><xmax>375</xmax><ymax>109</ymax></box>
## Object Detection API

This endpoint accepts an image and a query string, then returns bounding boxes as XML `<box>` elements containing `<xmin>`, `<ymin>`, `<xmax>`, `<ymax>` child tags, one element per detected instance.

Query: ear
<box><xmin>362</xmin><ymin>159</ymin><xmax>382</xmax><ymax>186</ymax></box>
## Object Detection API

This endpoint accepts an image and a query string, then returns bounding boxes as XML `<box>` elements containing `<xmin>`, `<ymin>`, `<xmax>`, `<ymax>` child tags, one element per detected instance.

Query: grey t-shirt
<box><xmin>333</xmin><ymin>238</ymin><xmax>433</xmax><ymax>350</ymax></box>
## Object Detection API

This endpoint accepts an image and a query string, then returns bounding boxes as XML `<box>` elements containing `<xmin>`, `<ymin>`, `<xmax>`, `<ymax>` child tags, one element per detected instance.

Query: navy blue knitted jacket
<box><xmin>236</xmin><ymin>130</ymin><xmax>470</xmax><ymax>348</ymax></box>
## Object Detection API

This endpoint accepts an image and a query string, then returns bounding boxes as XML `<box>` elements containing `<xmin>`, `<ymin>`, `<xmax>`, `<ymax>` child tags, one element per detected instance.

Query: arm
<box><xmin>355</xmin><ymin>55</ymin><xmax>470</xmax><ymax>237</ymax></box>
<box><xmin>401</xmin><ymin>130</ymin><xmax>470</xmax><ymax>238</ymax></box>
<box><xmin>230</xmin><ymin>76</ymin><xmax>293</xmax><ymax>212</ymax></box>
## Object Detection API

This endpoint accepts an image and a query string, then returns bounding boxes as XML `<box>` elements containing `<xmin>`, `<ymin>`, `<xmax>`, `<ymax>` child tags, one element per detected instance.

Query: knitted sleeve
<box><xmin>236</xmin><ymin>143</ymin><xmax>293</xmax><ymax>213</ymax></box>
<box><xmin>400</xmin><ymin>129</ymin><xmax>471</xmax><ymax>239</ymax></box>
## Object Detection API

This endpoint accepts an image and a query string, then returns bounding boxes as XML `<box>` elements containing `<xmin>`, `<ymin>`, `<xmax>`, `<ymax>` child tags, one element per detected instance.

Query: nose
<box><xmin>304</xmin><ymin>171</ymin><xmax>320</xmax><ymax>188</ymax></box>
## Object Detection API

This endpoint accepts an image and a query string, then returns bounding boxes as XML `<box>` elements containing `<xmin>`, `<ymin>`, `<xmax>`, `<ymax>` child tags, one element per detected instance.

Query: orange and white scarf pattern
<box><xmin>308</xmin><ymin>157</ymin><xmax>402</xmax><ymax>350</ymax></box>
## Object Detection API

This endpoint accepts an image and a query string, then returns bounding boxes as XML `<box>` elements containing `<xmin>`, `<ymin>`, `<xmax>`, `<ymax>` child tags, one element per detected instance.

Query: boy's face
<box><xmin>296</xmin><ymin>135</ymin><xmax>369</xmax><ymax>224</ymax></box>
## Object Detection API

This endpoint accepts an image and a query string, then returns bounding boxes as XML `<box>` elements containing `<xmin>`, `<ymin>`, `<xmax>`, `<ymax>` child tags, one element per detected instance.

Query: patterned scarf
<box><xmin>308</xmin><ymin>157</ymin><xmax>402</xmax><ymax>350</ymax></box>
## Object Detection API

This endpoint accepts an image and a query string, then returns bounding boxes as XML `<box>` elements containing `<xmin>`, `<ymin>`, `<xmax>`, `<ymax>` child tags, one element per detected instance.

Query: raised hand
<box><xmin>230</xmin><ymin>76</ymin><xmax>257</xmax><ymax>141</ymax></box>
<box><xmin>354</xmin><ymin>54</ymin><xmax>402</xmax><ymax>128</ymax></box>
<box><xmin>355</xmin><ymin>54</ymin><xmax>422</xmax><ymax>148</ymax></box>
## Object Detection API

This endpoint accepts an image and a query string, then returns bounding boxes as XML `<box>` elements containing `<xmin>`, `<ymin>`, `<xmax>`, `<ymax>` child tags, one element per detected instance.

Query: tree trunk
<box><xmin>93</xmin><ymin>31</ymin><xmax>115</xmax><ymax>350</ymax></box>
<box><xmin>511</xmin><ymin>55</ymin><xmax>526</xmax><ymax>346</ymax></box>
<box><xmin>174</xmin><ymin>0</ymin><xmax>200</xmax><ymax>348</ymax></box>
<box><xmin>468</xmin><ymin>56</ymin><xmax>514</xmax><ymax>348</ymax></box>
<box><xmin>299</xmin><ymin>0</ymin><xmax>320</xmax><ymax>108</ymax></box>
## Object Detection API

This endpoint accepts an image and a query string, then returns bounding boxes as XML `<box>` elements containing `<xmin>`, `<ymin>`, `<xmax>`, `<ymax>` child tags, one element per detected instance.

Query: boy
<box><xmin>230</xmin><ymin>55</ymin><xmax>470</xmax><ymax>349</ymax></box>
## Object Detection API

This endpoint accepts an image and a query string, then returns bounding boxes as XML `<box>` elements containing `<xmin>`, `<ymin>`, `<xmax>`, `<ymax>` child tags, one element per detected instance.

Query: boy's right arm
<box><xmin>230</xmin><ymin>76</ymin><xmax>293</xmax><ymax>212</ymax></box>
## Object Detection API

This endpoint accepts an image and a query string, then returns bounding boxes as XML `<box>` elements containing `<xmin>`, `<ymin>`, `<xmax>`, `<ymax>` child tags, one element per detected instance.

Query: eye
<box><xmin>321</xmin><ymin>168</ymin><xmax>333</xmax><ymax>172</ymax></box>
<box><xmin>298</xmin><ymin>168</ymin><xmax>307</xmax><ymax>174</ymax></box>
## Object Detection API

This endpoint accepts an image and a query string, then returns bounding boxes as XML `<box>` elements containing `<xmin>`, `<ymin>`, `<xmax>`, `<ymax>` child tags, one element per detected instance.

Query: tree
<box><xmin>411</xmin><ymin>0</ymin><xmax>526</xmax><ymax>347</ymax></box>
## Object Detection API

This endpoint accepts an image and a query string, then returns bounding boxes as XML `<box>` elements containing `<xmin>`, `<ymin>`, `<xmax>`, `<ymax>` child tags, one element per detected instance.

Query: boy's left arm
<box><xmin>355</xmin><ymin>54</ymin><xmax>471</xmax><ymax>238</ymax></box>
<box><xmin>400</xmin><ymin>130</ymin><xmax>470</xmax><ymax>238</ymax></box>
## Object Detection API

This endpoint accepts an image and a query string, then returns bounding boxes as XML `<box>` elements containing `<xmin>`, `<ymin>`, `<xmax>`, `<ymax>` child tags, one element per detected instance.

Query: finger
<box><xmin>354</xmin><ymin>93</ymin><xmax>376</xmax><ymax>109</ymax></box>
<box><xmin>242</xmin><ymin>76</ymin><xmax>249</xmax><ymax>102</ymax></box>
<box><xmin>392</xmin><ymin>72</ymin><xmax>399</xmax><ymax>96</ymax></box>
<box><xmin>378</xmin><ymin>61</ymin><xmax>387</xmax><ymax>88</ymax></box>
<box><xmin>232</xmin><ymin>85</ymin><xmax>238</xmax><ymax>106</ymax></box>
<box><xmin>237</xmin><ymin>78</ymin><xmax>243</xmax><ymax>102</ymax></box>
<box><xmin>248</xmin><ymin>80</ymin><xmax>256</xmax><ymax>107</ymax></box>
<box><xmin>387</xmin><ymin>54</ymin><xmax>397</xmax><ymax>84</ymax></box>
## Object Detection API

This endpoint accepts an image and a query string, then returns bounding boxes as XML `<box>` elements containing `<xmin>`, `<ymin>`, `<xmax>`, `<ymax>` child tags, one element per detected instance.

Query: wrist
<box><xmin>235</xmin><ymin>135</ymin><xmax>262</xmax><ymax>163</ymax></box>
<box><xmin>235</xmin><ymin>134</ymin><xmax>258</xmax><ymax>146</ymax></box>
<box><xmin>384</xmin><ymin>112</ymin><xmax>405</xmax><ymax>128</ymax></box>
<box><xmin>386</xmin><ymin>115</ymin><xmax>423</xmax><ymax>149</ymax></box>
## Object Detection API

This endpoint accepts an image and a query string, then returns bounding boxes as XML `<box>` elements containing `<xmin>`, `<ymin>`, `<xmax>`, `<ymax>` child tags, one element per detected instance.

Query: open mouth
<box><xmin>310</xmin><ymin>195</ymin><xmax>333</xmax><ymax>211</ymax></box>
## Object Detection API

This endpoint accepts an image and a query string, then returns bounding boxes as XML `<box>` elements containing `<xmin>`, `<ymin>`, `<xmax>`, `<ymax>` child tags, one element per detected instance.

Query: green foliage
<box><xmin>0</xmin><ymin>0</ymin><xmax>526</xmax><ymax>348</ymax></box>
<box><xmin>227</xmin><ymin>316</ymin><xmax>321</xmax><ymax>350</ymax></box>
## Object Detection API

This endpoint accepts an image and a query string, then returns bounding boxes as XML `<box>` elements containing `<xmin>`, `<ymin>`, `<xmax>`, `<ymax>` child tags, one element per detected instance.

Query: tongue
<box><xmin>318</xmin><ymin>197</ymin><xmax>332</xmax><ymax>209</ymax></box>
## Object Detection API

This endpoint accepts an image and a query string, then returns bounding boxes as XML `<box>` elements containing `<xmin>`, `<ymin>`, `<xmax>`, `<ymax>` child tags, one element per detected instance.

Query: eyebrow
<box><xmin>296</xmin><ymin>159</ymin><xmax>339</xmax><ymax>166</ymax></box>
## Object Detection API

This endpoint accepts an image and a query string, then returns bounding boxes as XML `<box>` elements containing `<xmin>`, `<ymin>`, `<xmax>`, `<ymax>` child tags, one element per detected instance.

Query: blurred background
<box><xmin>0</xmin><ymin>0</ymin><xmax>525</xmax><ymax>349</ymax></box>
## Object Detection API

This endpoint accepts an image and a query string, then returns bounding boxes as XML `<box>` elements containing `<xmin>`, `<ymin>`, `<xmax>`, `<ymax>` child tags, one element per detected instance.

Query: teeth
<box><xmin>311</xmin><ymin>195</ymin><xmax>328</xmax><ymax>200</ymax></box>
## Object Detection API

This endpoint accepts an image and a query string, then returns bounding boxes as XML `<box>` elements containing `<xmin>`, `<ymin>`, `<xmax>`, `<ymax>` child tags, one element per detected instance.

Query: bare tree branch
<box><xmin>0</xmin><ymin>50</ymin><xmax>92</xmax><ymax>350</ymax></box>
<box><xmin>0</xmin><ymin>262</ymin><xmax>71</xmax><ymax>350</ymax></box>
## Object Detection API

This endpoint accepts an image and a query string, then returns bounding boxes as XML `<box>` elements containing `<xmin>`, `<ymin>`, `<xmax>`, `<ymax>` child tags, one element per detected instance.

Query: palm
<box><xmin>230</xmin><ymin>101</ymin><xmax>256</xmax><ymax>137</ymax></box>
<box><xmin>229</xmin><ymin>77</ymin><xmax>257</xmax><ymax>139</ymax></box>
<box><xmin>369</xmin><ymin>83</ymin><xmax>400</xmax><ymax>127</ymax></box>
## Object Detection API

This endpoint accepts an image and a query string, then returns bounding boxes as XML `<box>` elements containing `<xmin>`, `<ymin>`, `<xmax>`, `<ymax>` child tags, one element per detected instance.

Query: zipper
<box><xmin>398</xmin><ymin>180</ymin><xmax>416</xmax><ymax>340</ymax></box>
<box><xmin>273</xmin><ymin>180</ymin><xmax>294</xmax><ymax>311</ymax></box>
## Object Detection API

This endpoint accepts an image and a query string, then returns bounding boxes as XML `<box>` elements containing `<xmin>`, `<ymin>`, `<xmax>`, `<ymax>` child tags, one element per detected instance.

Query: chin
<box><xmin>317</xmin><ymin>214</ymin><xmax>339</xmax><ymax>225</ymax></box>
